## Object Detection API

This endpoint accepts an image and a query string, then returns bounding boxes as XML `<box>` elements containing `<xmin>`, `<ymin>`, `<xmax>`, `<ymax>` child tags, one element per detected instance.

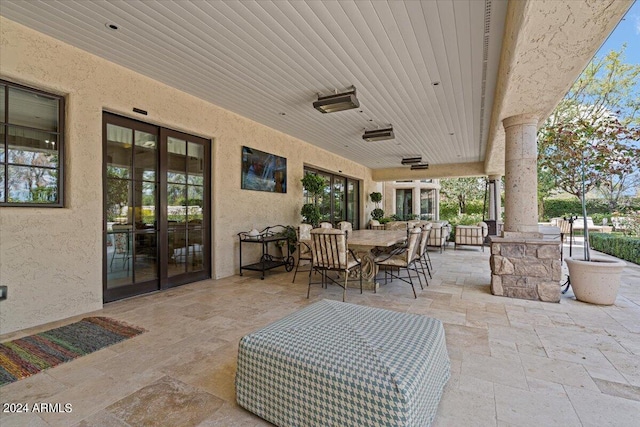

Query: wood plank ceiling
<box><xmin>0</xmin><ymin>0</ymin><xmax>508</xmax><ymax>170</ymax></box>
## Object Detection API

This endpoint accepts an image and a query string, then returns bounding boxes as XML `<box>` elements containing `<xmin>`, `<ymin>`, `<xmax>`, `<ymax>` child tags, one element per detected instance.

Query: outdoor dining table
<box><xmin>300</xmin><ymin>229</ymin><xmax>407</xmax><ymax>290</ymax></box>
<box><xmin>348</xmin><ymin>229</ymin><xmax>407</xmax><ymax>289</ymax></box>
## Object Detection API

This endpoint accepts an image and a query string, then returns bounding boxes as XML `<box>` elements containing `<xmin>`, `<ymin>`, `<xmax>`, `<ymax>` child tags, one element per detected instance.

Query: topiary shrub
<box><xmin>371</xmin><ymin>208</ymin><xmax>385</xmax><ymax>220</ymax></box>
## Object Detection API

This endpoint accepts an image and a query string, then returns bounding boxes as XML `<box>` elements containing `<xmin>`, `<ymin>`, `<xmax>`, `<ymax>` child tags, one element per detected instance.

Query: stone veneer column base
<box><xmin>489</xmin><ymin>236</ymin><xmax>561</xmax><ymax>303</ymax></box>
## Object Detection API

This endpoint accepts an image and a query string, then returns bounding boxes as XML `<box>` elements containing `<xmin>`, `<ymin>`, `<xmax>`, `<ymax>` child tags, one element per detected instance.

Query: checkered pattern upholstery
<box><xmin>236</xmin><ymin>300</ymin><xmax>451</xmax><ymax>427</ymax></box>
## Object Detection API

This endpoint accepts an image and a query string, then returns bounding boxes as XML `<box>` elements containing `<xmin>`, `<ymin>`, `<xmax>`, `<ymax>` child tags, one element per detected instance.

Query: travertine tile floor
<box><xmin>1</xmin><ymin>238</ymin><xmax>639</xmax><ymax>426</ymax></box>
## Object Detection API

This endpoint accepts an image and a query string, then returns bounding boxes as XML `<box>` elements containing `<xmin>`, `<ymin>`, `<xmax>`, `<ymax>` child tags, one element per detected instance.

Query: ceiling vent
<box><xmin>401</xmin><ymin>156</ymin><xmax>422</xmax><ymax>165</ymax></box>
<box><xmin>410</xmin><ymin>163</ymin><xmax>429</xmax><ymax>170</ymax></box>
<box><xmin>313</xmin><ymin>86</ymin><xmax>359</xmax><ymax>113</ymax></box>
<box><xmin>363</xmin><ymin>127</ymin><xmax>394</xmax><ymax>142</ymax></box>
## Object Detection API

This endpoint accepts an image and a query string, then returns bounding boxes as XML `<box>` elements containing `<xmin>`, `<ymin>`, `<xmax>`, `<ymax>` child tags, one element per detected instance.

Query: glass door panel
<box><xmin>332</xmin><ymin>177</ymin><xmax>345</xmax><ymax>225</ymax></box>
<box><xmin>105</xmin><ymin>118</ymin><xmax>159</xmax><ymax>299</ymax></box>
<box><xmin>164</xmin><ymin>130</ymin><xmax>210</xmax><ymax>284</ymax></box>
<box><xmin>396</xmin><ymin>189</ymin><xmax>413</xmax><ymax>220</ymax></box>
<box><xmin>346</xmin><ymin>179</ymin><xmax>359</xmax><ymax>229</ymax></box>
<box><xmin>317</xmin><ymin>172</ymin><xmax>331</xmax><ymax>223</ymax></box>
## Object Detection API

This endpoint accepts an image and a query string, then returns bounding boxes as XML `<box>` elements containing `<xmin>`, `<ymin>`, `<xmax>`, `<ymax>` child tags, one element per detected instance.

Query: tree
<box><xmin>439</xmin><ymin>177</ymin><xmax>485</xmax><ymax>214</ymax></box>
<box><xmin>539</xmin><ymin>110</ymin><xmax>640</xmax><ymax>202</ymax></box>
<box><xmin>538</xmin><ymin>46</ymin><xmax>640</xmax><ymax>210</ymax></box>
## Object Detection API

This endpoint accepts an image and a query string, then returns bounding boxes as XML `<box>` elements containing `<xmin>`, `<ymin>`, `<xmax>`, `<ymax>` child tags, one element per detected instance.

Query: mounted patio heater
<box><xmin>401</xmin><ymin>156</ymin><xmax>422</xmax><ymax>165</ymax></box>
<box><xmin>410</xmin><ymin>163</ymin><xmax>429</xmax><ymax>170</ymax></box>
<box><xmin>313</xmin><ymin>86</ymin><xmax>359</xmax><ymax>113</ymax></box>
<box><xmin>363</xmin><ymin>126</ymin><xmax>394</xmax><ymax>142</ymax></box>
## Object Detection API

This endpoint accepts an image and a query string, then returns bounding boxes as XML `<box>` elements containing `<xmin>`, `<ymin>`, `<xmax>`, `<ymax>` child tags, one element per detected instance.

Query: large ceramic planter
<box><xmin>566</xmin><ymin>257</ymin><xmax>626</xmax><ymax>305</ymax></box>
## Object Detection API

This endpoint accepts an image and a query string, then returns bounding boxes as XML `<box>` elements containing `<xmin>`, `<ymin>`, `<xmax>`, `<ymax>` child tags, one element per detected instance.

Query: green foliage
<box><xmin>379</xmin><ymin>217</ymin><xmax>392</xmax><ymax>224</ymax></box>
<box><xmin>440</xmin><ymin>200</ymin><xmax>484</xmax><ymax>222</ymax></box>
<box><xmin>274</xmin><ymin>225</ymin><xmax>298</xmax><ymax>254</ymax></box>
<box><xmin>369</xmin><ymin>192</ymin><xmax>382</xmax><ymax>204</ymax></box>
<box><xmin>371</xmin><ymin>208</ymin><xmax>385</xmax><ymax>220</ymax></box>
<box><xmin>541</xmin><ymin>198</ymin><xmax>640</xmax><ymax>221</ymax></box>
<box><xmin>390</xmin><ymin>214</ymin><xmax>402</xmax><ymax>221</ymax></box>
<box><xmin>301</xmin><ymin>203</ymin><xmax>321</xmax><ymax>227</ymax></box>
<box><xmin>439</xmin><ymin>201</ymin><xmax>459</xmax><ymax>220</ymax></box>
<box><xmin>440</xmin><ymin>177</ymin><xmax>486</xmax><ymax>214</ymax></box>
<box><xmin>589</xmin><ymin>233</ymin><xmax>640</xmax><ymax>265</ymax></box>
<box><xmin>301</xmin><ymin>173</ymin><xmax>326</xmax><ymax>196</ymax></box>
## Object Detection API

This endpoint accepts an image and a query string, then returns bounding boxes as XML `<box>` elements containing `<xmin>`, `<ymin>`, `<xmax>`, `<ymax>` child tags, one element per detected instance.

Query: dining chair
<box><xmin>292</xmin><ymin>224</ymin><xmax>313</xmax><ymax>283</ymax></box>
<box><xmin>374</xmin><ymin>227</ymin><xmax>422</xmax><ymax>298</ymax></box>
<box><xmin>308</xmin><ymin>228</ymin><xmax>362</xmax><ymax>302</ymax></box>
<box><xmin>110</xmin><ymin>224</ymin><xmax>132</xmax><ymax>272</ymax></box>
<box><xmin>336</xmin><ymin>221</ymin><xmax>353</xmax><ymax>234</ymax></box>
<box><xmin>417</xmin><ymin>224</ymin><xmax>433</xmax><ymax>282</ymax></box>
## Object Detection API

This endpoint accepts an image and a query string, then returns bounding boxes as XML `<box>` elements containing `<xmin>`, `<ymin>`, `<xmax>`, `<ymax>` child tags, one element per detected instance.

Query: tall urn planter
<box><xmin>565</xmin><ymin>257</ymin><xmax>626</xmax><ymax>305</ymax></box>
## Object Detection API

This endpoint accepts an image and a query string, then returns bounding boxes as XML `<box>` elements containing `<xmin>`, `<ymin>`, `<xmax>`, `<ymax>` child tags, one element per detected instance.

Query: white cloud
<box><xmin>636</xmin><ymin>15</ymin><xmax>640</xmax><ymax>34</ymax></box>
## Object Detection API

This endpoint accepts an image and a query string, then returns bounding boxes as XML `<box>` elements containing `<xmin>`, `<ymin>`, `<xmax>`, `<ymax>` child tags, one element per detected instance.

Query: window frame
<box><xmin>0</xmin><ymin>79</ymin><xmax>65</xmax><ymax>207</ymax></box>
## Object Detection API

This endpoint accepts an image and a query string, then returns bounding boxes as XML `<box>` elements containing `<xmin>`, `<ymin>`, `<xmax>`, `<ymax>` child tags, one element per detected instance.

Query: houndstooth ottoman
<box><xmin>235</xmin><ymin>299</ymin><xmax>450</xmax><ymax>426</ymax></box>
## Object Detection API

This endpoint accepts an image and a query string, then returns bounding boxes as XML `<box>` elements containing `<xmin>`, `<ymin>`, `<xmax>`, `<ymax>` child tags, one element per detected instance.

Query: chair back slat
<box><xmin>311</xmin><ymin>228</ymin><xmax>347</xmax><ymax>269</ymax></box>
<box><xmin>418</xmin><ymin>225</ymin><xmax>431</xmax><ymax>256</ymax></box>
<box><xmin>406</xmin><ymin>227</ymin><xmax>421</xmax><ymax>262</ymax></box>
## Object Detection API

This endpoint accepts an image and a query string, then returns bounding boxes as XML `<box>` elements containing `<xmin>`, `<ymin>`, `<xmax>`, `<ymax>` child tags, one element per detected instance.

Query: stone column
<box><xmin>502</xmin><ymin>114</ymin><xmax>540</xmax><ymax>236</ymax></box>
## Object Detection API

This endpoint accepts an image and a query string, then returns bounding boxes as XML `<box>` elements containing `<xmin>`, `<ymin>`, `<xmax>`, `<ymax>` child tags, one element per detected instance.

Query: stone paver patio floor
<box><xmin>1</xmin><ymin>238</ymin><xmax>639</xmax><ymax>426</ymax></box>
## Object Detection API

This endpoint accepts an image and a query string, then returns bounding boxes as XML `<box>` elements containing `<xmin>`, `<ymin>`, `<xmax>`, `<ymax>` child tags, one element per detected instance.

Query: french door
<box><xmin>103</xmin><ymin>113</ymin><xmax>210</xmax><ymax>302</ymax></box>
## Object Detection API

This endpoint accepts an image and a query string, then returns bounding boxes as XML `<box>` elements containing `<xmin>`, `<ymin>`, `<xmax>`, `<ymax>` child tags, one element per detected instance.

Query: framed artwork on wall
<box><xmin>241</xmin><ymin>146</ymin><xmax>287</xmax><ymax>193</ymax></box>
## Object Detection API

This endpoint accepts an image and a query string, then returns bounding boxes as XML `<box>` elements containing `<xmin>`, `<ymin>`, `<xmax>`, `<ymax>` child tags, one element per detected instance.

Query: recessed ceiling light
<box><xmin>432</xmin><ymin>81</ymin><xmax>440</xmax><ymax>86</ymax></box>
<box><xmin>368</xmin><ymin>119</ymin><xmax>373</xmax><ymax>122</ymax></box>
<box><xmin>449</xmin><ymin>132</ymin><xmax>454</xmax><ymax>135</ymax></box>
<box><xmin>279</xmin><ymin>112</ymin><xmax>286</xmax><ymax>116</ymax></box>
<box><xmin>106</xmin><ymin>23</ymin><xmax>119</xmax><ymax>30</ymax></box>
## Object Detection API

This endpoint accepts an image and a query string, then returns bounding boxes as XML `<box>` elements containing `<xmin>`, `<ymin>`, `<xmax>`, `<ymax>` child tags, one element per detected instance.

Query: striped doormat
<box><xmin>0</xmin><ymin>317</ymin><xmax>145</xmax><ymax>386</ymax></box>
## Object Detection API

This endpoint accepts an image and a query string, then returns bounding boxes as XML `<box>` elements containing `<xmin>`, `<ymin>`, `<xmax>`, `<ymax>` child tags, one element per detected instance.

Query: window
<box><xmin>420</xmin><ymin>188</ymin><xmax>436</xmax><ymax>220</ymax></box>
<box><xmin>396</xmin><ymin>188</ymin><xmax>413</xmax><ymax>220</ymax></box>
<box><xmin>303</xmin><ymin>167</ymin><xmax>360</xmax><ymax>229</ymax></box>
<box><xmin>0</xmin><ymin>80</ymin><xmax>64</xmax><ymax>206</ymax></box>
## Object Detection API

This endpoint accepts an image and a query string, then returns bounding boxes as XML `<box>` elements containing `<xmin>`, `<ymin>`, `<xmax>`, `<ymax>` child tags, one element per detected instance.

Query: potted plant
<box><xmin>370</xmin><ymin>192</ymin><xmax>384</xmax><ymax>221</ymax></box>
<box><xmin>301</xmin><ymin>174</ymin><xmax>325</xmax><ymax>227</ymax></box>
<box><xmin>274</xmin><ymin>225</ymin><xmax>298</xmax><ymax>256</ymax></box>
<box><xmin>565</xmin><ymin>147</ymin><xmax>626</xmax><ymax>305</ymax></box>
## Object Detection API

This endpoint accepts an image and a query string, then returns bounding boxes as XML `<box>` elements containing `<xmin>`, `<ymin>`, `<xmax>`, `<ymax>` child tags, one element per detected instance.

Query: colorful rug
<box><xmin>0</xmin><ymin>317</ymin><xmax>145</xmax><ymax>386</ymax></box>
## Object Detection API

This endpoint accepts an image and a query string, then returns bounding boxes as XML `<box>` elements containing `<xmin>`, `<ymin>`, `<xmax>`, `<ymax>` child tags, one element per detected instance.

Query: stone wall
<box><xmin>490</xmin><ymin>237</ymin><xmax>562</xmax><ymax>302</ymax></box>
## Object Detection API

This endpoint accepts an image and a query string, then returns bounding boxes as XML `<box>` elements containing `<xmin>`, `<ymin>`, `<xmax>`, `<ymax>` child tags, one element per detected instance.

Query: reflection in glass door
<box><xmin>165</xmin><ymin>132</ymin><xmax>207</xmax><ymax>284</ymax></box>
<box><xmin>104</xmin><ymin>118</ymin><xmax>159</xmax><ymax>299</ymax></box>
<box><xmin>103</xmin><ymin>113</ymin><xmax>210</xmax><ymax>302</ymax></box>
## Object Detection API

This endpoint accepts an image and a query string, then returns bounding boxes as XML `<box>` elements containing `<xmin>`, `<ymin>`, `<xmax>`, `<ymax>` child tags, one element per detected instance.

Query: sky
<box><xmin>596</xmin><ymin>0</ymin><xmax>640</xmax><ymax>64</ymax></box>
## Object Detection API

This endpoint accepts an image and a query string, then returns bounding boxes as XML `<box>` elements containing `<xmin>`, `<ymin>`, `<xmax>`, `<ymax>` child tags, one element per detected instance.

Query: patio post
<box><xmin>487</xmin><ymin>174</ymin><xmax>502</xmax><ymax>236</ymax></box>
<box><xmin>502</xmin><ymin>114</ymin><xmax>540</xmax><ymax>237</ymax></box>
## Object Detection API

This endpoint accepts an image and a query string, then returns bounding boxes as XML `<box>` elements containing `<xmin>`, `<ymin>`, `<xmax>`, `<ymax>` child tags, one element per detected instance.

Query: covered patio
<box><xmin>1</xmin><ymin>0</ymin><xmax>638</xmax><ymax>425</ymax></box>
<box><xmin>2</xmin><ymin>241</ymin><xmax>639</xmax><ymax>426</ymax></box>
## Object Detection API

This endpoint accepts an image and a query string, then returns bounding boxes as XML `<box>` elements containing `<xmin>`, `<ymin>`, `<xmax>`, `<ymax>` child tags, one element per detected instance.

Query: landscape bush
<box><xmin>589</xmin><ymin>233</ymin><xmax>640</xmax><ymax>265</ymax></box>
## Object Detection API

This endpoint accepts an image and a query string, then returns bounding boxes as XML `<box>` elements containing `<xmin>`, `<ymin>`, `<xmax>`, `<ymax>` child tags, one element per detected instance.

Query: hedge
<box><xmin>588</xmin><ymin>233</ymin><xmax>640</xmax><ymax>265</ymax></box>
<box><xmin>542</xmin><ymin>198</ymin><xmax>640</xmax><ymax>221</ymax></box>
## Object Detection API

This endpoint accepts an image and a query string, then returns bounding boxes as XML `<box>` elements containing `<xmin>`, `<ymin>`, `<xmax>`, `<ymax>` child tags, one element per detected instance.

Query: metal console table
<box><xmin>238</xmin><ymin>225</ymin><xmax>295</xmax><ymax>279</ymax></box>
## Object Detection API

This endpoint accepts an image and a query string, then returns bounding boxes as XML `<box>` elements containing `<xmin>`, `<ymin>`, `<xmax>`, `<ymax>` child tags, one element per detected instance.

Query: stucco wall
<box><xmin>0</xmin><ymin>18</ymin><xmax>376</xmax><ymax>334</ymax></box>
